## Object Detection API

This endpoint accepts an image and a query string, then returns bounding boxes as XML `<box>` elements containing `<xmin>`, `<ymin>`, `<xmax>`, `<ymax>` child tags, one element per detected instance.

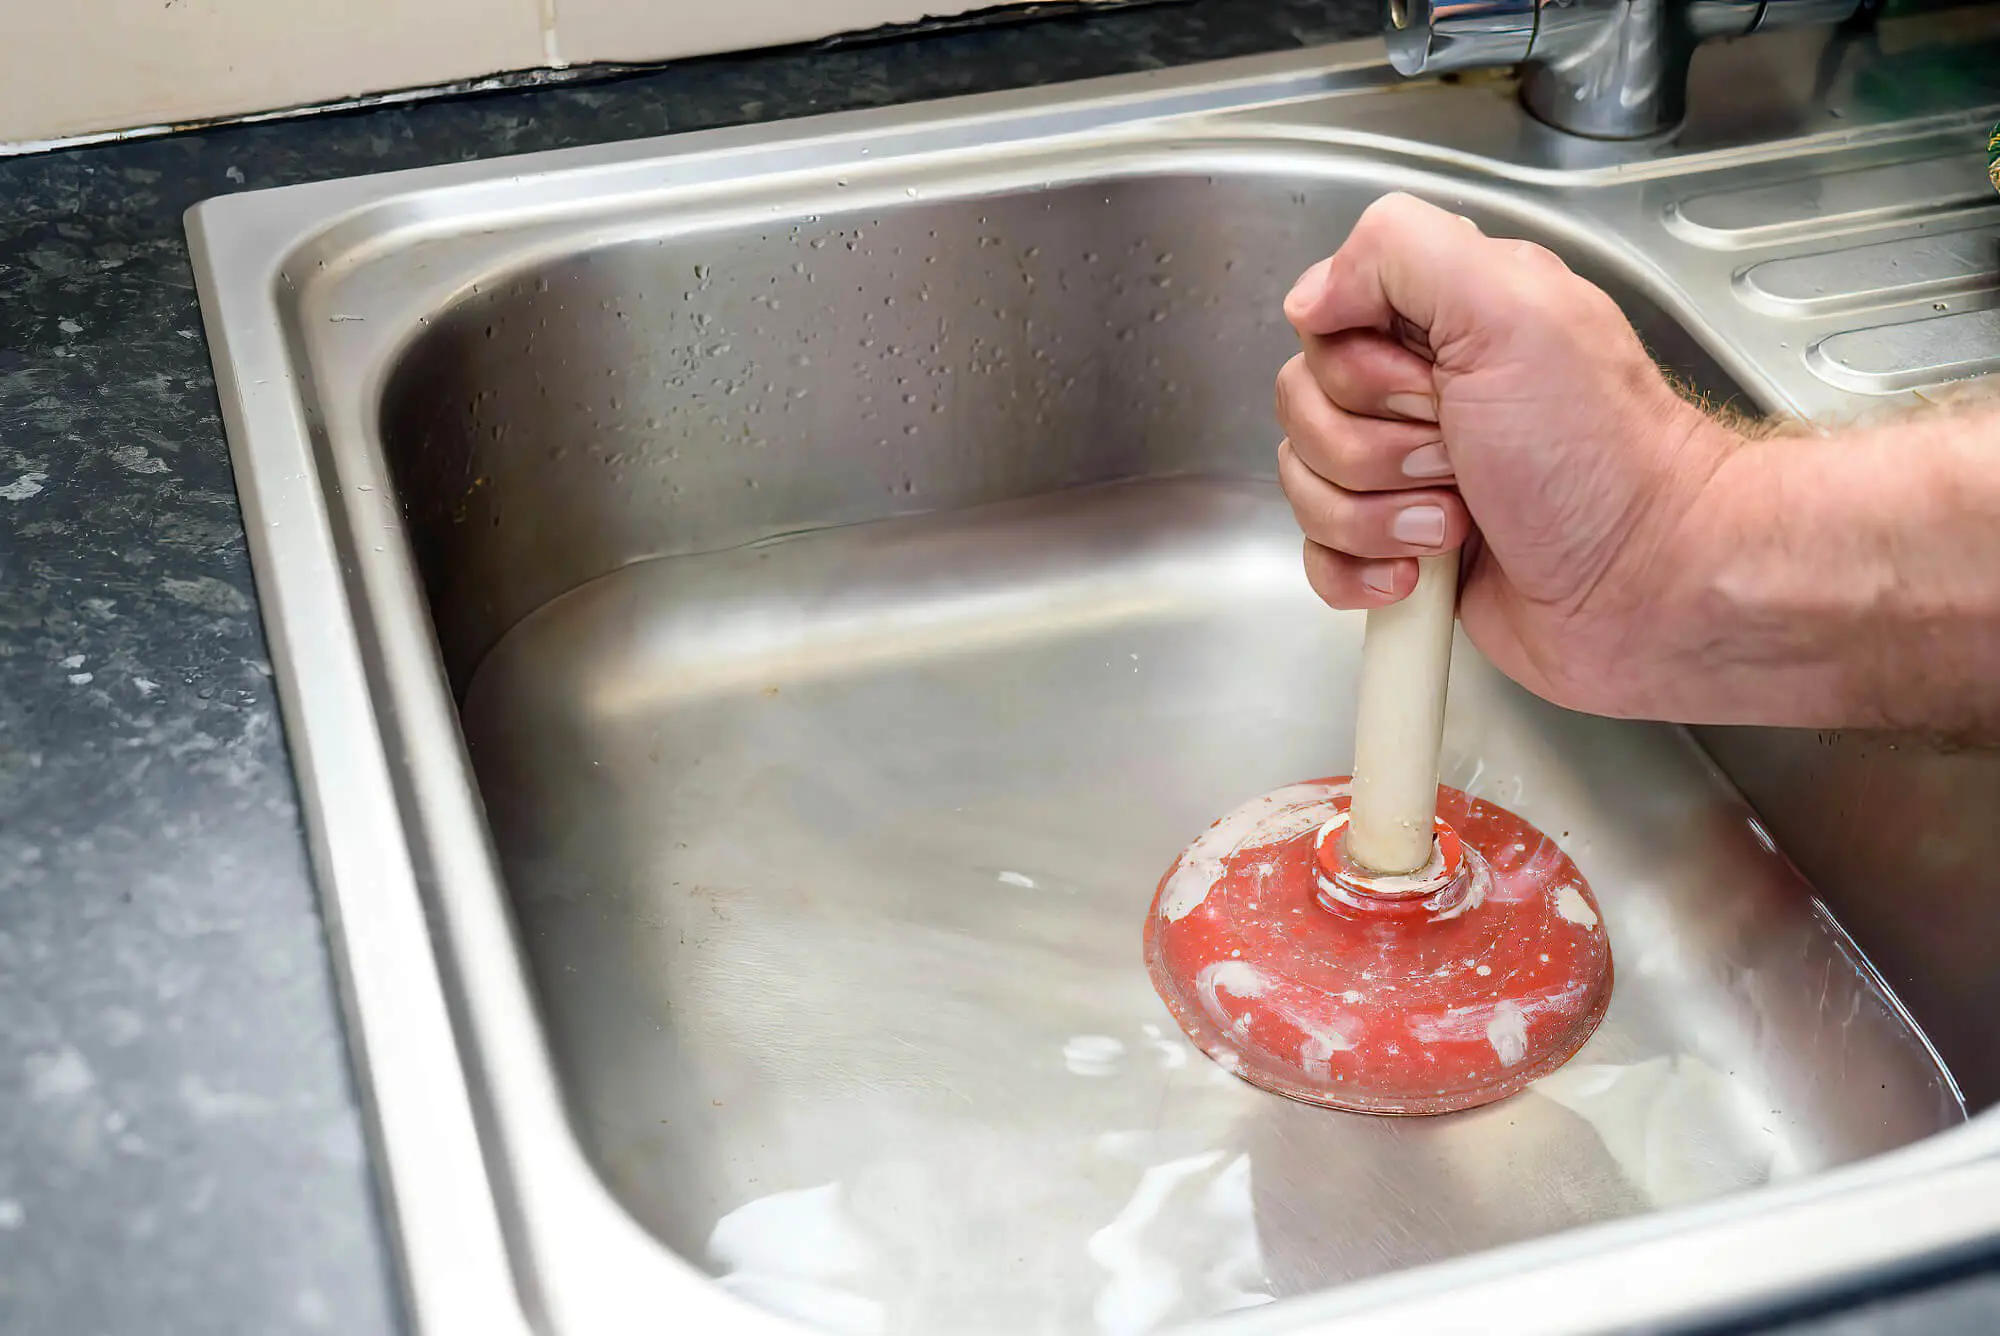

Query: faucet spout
<box><xmin>1386</xmin><ymin>0</ymin><xmax>1861</xmax><ymax>139</ymax></box>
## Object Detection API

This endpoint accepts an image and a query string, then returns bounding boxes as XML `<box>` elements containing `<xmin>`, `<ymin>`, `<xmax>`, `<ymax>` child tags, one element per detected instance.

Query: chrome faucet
<box><xmin>1385</xmin><ymin>0</ymin><xmax>1867</xmax><ymax>139</ymax></box>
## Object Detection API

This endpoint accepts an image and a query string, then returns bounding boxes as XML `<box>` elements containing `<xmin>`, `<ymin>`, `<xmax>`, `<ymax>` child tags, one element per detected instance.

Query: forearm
<box><xmin>1683</xmin><ymin>401</ymin><xmax>2000</xmax><ymax>734</ymax></box>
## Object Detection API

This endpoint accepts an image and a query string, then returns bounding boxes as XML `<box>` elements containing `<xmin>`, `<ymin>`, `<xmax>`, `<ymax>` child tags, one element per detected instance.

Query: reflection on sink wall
<box><xmin>380</xmin><ymin>171</ymin><xmax>1960</xmax><ymax>1333</ymax></box>
<box><xmin>381</xmin><ymin>173</ymin><xmax>1750</xmax><ymax>691</ymax></box>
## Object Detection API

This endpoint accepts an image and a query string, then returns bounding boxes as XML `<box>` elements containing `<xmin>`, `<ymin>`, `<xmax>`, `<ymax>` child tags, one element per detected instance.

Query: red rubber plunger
<box><xmin>1144</xmin><ymin>776</ymin><xmax>1612</xmax><ymax>1115</ymax></box>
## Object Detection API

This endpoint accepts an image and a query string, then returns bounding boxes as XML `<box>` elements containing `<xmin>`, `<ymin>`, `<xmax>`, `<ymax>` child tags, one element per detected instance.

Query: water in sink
<box><xmin>459</xmin><ymin>475</ymin><xmax>1957</xmax><ymax>1336</ymax></box>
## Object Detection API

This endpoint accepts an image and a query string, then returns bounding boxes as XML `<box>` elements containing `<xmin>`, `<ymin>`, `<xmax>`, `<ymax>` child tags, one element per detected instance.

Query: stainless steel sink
<box><xmin>188</xmin><ymin>12</ymin><xmax>2000</xmax><ymax>1336</ymax></box>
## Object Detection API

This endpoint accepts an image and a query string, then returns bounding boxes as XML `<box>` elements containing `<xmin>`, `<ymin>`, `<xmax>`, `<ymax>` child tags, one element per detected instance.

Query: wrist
<box><xmin>1672</xmin><ymin>425</ymin><xmax>1858</xmax><ymax>725</ymax></box>
<box><xmin>1680</xmin><ymin>404</ymin><xmax>2000</xmax><ymax>732</ymax></box>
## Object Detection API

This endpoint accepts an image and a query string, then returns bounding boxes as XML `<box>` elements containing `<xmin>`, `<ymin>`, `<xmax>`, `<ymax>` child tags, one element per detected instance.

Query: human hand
<box><xmin>1275</xmin><ymin>192</ymin><xmax>1747</xmax><ymax>721</ymax></box>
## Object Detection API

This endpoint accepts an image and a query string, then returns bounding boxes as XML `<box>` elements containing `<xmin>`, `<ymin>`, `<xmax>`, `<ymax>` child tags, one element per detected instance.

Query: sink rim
<box><xmin>186</xmin><ymin>31</ymin><xmax>2000</xmax><ymax>1336</ymax></box>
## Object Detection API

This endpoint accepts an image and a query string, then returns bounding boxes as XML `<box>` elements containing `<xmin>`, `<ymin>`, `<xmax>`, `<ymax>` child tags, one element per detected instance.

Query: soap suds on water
<box><xmin>1087</xmin><ymin>1151</ymin><xmax>1272</xmax><ymax>1336</ymax></box>
<box><xmin>708</xmin><ymin>1182</ymin><xmax>883</xmax><ymax>1336</ymax></box>
<box><xmin>1065</xmin><ymin>1035</ymin><xmax>1127</xmax><ymax>1077</ymax></box>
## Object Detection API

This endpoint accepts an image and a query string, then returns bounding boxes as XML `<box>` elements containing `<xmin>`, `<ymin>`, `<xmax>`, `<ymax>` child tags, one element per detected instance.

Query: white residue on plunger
<box><xmin>1197</xmin><ymin>960</ymin><xmax>1266</xmax><ymax>1004</ymax></box>
<box><xmin>1555</xmin><ymin>884</ymin><xmax>1600</xmax><ymax>929</ymax></box>
<box><xmin>1299</xmin><ymin>1019</ymin><xmax>1356</xmax><ymax>1080</ymax></box>
<box><xmin>1157</xmin><ymin>782</ymin><xmax>1348</xmax><ymax>922</ymax></box>
<box><xmin>1486</xmin><ymin>1001</ymin><xmax>1529</xmax><ymax>1066</ymax></box>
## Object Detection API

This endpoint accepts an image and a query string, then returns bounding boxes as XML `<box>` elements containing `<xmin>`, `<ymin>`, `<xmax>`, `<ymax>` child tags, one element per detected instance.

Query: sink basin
<box><xmin>188</xmin><ymin>13</ymin><xmax>2000</xmax><ymax>1336</ymax></box>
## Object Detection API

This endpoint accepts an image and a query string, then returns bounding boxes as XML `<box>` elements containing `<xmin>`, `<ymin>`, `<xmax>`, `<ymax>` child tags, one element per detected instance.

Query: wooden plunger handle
<box><xmin>1346</xmin><ymin>550</ymin><xmax>1457</xmax><ymax>876</ymax></box>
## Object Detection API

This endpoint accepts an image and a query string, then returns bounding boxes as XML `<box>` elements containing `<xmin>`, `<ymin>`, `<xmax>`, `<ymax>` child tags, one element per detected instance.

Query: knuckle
<box><xmin>1306</xmin><ymin>479</ymin><xmax>1361</xmax><ymax>543</ymax></box>
<box><xmin>1274</xmin><ymin>353</ymin><xmax>1308</xmax><ymax>424</ymax></box>
<box><xmin>1320</xmin><ymin>424</ymin><xmax>1368</xmax><ymax>482</ymax></box>
<box><xmin>1276</xmin><ymin>438</ymin><xmax>1312</xmax><ymax>497</ymax></box>
<box><xmin>1290</xmin><ymin>417</ymin><xmax>1359</xmax><ymax>487</ymax></box>
<box><xmin>1363</xmin><ymin>191</ymin><xmax>1419</xmax><ymax>230</ymax></box>
<box><xmin>1506</xmin><ymin>238</ymin><xmax>1567</xmax><ymax>271</ymax></box>
<box><xmin>1574</xmin><ymin>279</ymin><xmax>1628</xmax><ymax>328</ymax></box>
<box><xmin>1348</xmin><ymin>196</ymin><xmax>1403</xmax><ymax>251</ymax></box>
<box><xmin>1307</xmin><ymin>344</ymin><xmax>1354</xmax><ymax>404</ymax></box>
<box><xmin>1494</xmin><ymin>261</ymin><xmax>1580</xmax><ymax>326</ymax></box>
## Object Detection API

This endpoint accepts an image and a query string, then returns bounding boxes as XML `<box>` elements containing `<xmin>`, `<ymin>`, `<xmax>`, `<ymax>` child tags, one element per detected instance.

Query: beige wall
<box><xmin>1</xmin><ymin>0</ymin><xmax>1079</xmax><ymax>150</ymax></box>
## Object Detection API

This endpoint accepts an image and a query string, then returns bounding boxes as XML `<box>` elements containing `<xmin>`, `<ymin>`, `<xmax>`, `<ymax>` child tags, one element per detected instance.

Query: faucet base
<box><xmin>1388</xmin><ymin>0</ymin><xmax>1863</xmax><ymax>141</ymax></box>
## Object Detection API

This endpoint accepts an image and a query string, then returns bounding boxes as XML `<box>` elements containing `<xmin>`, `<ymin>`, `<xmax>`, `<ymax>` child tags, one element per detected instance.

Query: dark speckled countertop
<box><xmin>2</xmin><ymin>1</ymin><xmax>1998</xmax><ymax>1332</ymax></box>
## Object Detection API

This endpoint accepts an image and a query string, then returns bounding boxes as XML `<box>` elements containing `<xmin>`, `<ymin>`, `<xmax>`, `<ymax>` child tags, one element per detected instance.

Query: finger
<box><xmin>1298</xmin><ymin>329</ymin><xmax>1439</xmax><ymax>424</ymax></box>
<box><xmin>1279</xmin><ymin>440</ymin><xmax>1472</xmax><ymax>558</ymax></box>
<box><xmin>1303</xmin><ymin>540</ymin><xmax>1416</xmax><ymax>611</ymax></box>
<box><xmin>1277</xmin><ymin>355</ymin><xmax>1446</xmax><ymax>489</ymax></box>
<box><xmin>1276</xmin><ymin>359</ymin><xmax>1452</xmax><ymax>490</ymax></box>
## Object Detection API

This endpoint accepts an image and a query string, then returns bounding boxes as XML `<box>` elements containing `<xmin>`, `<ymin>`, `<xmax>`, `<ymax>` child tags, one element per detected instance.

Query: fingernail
<box><xmin>1285</xmin><ymin>258</ymin><xmax>1331</xmax><ymax>313</ymax></box>
<box><xmin>1401</xmin><ymin>442</ymin><xmax>1452</xmax><ymax>478</ymax></box>
<box><xmin>1361</xmin><ymin>562</ymin><xmax>1399</xmax><ymax>596</ymax></box>
<box><xmin>1391</xmin><ymin>504</ymin><xmax>1447</xmax><ymax>548</ymax></box>
<box><xmin>1383</xmin><ymin>392</ymin><xmax>1437</xmax><ymax>423</ymax></box>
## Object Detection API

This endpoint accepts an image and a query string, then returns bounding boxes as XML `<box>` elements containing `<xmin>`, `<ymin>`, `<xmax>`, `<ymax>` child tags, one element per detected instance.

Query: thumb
<box><xmin>1284</xmin><ymin>192</ymin><xmax>1486</xmax><ymax>344</ymax></box>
